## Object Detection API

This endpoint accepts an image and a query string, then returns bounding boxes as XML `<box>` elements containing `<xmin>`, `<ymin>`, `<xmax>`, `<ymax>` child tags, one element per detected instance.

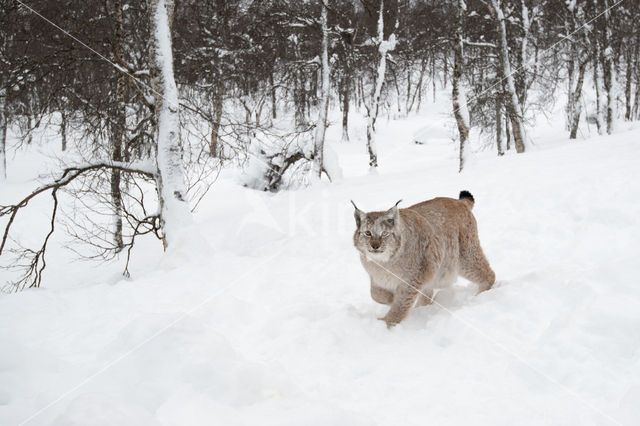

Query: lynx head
<box><xmin>351</xmin><ymin>200</ymin><xmax>402</xmax><ymax>262</ymax></box>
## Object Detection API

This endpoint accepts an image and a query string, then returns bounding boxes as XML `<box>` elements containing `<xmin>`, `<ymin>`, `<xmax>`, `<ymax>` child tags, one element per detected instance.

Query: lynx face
<box><xmin>352</xmin><ymin>203</ymin><xmax>402</xmax><ymax>262</ymax></box>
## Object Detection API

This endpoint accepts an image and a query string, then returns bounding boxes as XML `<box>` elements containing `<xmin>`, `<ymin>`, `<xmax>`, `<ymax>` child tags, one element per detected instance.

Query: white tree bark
<box><xmin>453</xmin><ymin>0</ymin><xmax>469</xmax><ymax>172</ymax></box>
<box><xmin>365</xmin><ymin>0</ymin><xmax>396</xmax><ymax>169</ymax></box>
<box><xmin>149</xmin><ymin>0</ymin><xmax>193</xmax><ymax>248</ymax></box>
<box><xmin>111</xmin><ymin>0</ymin><xmax>125</xmax><ymax>252</ymax></box>
<box><xmin>313</xmin><ymin>0</ymin><xmax>329</xmax><ymax>179</ymax></box>
<box><xmin>489</xmin><ymin>0</ymin><xmax>526</xmax><ymax>153</ymax></box>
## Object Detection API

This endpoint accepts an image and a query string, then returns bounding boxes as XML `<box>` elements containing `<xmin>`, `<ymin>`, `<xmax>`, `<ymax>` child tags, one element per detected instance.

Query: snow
<box><xmin>2</xmin><ymin>91</ymin><xmax>640</xmax><ymax>425</ymax></box>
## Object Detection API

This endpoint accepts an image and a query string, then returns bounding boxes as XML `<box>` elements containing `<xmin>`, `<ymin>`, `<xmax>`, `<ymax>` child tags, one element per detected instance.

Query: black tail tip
<box><xmin>459</xmin><ymin>190</ymin><xmax>474</xmax><ymax>203</ymax></box>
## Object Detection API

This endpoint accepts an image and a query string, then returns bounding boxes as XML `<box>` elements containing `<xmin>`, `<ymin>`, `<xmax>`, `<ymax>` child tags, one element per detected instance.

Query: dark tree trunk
<box><xmin>625</xmin><ymin>46</ymin><xmax>633</xmax><ymax>121</ymax></box>
<box><xmin>341</xmin><ymin>71</ymin><xmax>350</xmax><ymax>142</ymax></box>
<box><xmin>210</xmin><ymin>80</ymin><xmax>223</xmax><ymax>157</ymax></box>
<box><xmin>407</xmin><ymin>58</ymin><xmax>425</xmax><ymax>114</ymax></box>
<box><xmin>294</xmin><ymin>70</ymin><xmax>307</xmax><ymax>130</ymax></box>
<box><xmin>569</xmin><ymin>60</ymin><xmax>587</xmax><ymax>139</ymax></box>
<box><xmin>60</xmin><ymin>109</ymin><xmax>67</xmax><ymax>152</ymax></box>
<box><xmin>496</xmin><ymin>93</ymin><xmax>504</xmax><ymax>155</ymax></box>
<box><xmin>593</xmin><ymin>40</ymin><xmax>603</xmax><ymax>134</ymax></box>
<box><xmin>270</xmin><ymin>71</ymin><xmax>277</xmax><ymax>120</ymax></box>
<box><xmin>0</xmin><ymin>98</ymin><xmax>6</xmax><ymax>180</ymax></box>
<box><xmin>601</xmin><ymin>0</ymin><xmax>614</xmax><ymax>134</ymax></box>
<box><xmin>110</xmin><ymin>0</ymin><xmax>125</xmax><ymax>252</ymax></box>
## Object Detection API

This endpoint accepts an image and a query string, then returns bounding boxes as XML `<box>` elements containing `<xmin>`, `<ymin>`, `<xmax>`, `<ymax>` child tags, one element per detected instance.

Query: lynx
<box><xmin>352</xmin><ymin>191</ymin><xmax>495</xmax><ymax>328</ymax></box>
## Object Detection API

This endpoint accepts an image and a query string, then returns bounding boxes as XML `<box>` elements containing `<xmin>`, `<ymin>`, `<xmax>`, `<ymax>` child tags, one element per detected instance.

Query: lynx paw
<box><xmin>378</xmin><ymin>315</ymin><xmax>398</xmax><ymax>329</ymax></box>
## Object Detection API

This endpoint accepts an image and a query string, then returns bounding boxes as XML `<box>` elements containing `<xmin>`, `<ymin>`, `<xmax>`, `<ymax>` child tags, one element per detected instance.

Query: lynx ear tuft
<box><xmin>351</xmin><ymin>200</ymin><xmax>364</xmax><ymax>227</ymax></box>
<box><xmin>394</xmin><ymin>199</ymin><xmax>403</xmax><ymax>208</ymax></box>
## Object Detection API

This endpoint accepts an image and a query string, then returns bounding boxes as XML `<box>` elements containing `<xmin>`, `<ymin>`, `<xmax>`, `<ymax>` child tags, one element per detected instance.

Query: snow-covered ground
<box><xmin>1</xmin><ymin>98</ymin><xmax>640</xmax><ymax>425</ymax></box>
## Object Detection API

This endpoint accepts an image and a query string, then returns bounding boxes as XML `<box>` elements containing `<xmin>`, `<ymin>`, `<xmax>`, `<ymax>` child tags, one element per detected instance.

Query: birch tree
<box><xmin>453</xmin><ymin>0</ymin><xmax>469</xmax><ymax>172</ymax></box>
<box><xmin>148</xmin><ymin>0</ymin><xmax>193</xmax><ymax>248</ymax></box>
<box><xmin>313</xmin><ymin>0</ymin><xmax>330</xmax><ymax>179</ymax></box>
<box><xmin>488</xmin><ymin>0</ymin><xmax>526</xmax><ymax>153</ymax></box>
<box><xmin>110</xmin><ymin>0</ymin><xmax>126</xmax><ymax>251</ymax></box>
<box><xmin>365</xmin><ymin>0</ymin><xmax>396</xmax><ymax>169</ymax></box>
<box><xmin>565</xmin><ymin>2</ymin><xmax>589</xmax><ymax>140</ymax></box>
<box><xmin>600</xmin><ymin>0</ymin><xmax>615</xmax><ymax>134</ymax></box>
<box><xmin>0</xmin><ymin>91</ymin><xmax>6</xmax><ymax>181</ymax></box>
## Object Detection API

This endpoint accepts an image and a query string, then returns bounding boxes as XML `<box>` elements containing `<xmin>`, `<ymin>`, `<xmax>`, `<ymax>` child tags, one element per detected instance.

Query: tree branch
<box><xmin>0</xmin><ymin>162</ymin><xmax>156</xmax><ymax>289</ymax></box>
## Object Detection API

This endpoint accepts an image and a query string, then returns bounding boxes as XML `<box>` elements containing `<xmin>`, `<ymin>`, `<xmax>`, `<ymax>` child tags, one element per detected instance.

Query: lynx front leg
<box><xmin>370</xmin><ymin>284</ymin><xmax>394</xmax><ymax>305</ymax></box>
<box><xmin>380</xmin><ymin>283</ymin><xmax>421</xmax><ymax>328</ymax></box>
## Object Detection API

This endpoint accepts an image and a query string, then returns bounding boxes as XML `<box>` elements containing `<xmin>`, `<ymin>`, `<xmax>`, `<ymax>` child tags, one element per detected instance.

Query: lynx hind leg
<box><xmin>460</xmin><ymin>239</ymin><xmax>496</xmax><ymax>294</ymax></box>
<box><xmin>370</xmin><ymin>284</ymin><xmax>394</xmax><ymax>305</ymax></box>
<box><xmin>415</xmin><ymin>287</ymin><xmax>434</xmax><ymax>306</ymax></box>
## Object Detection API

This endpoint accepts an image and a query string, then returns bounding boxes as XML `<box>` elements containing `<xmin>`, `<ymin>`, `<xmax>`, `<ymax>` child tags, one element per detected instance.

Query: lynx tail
<box><xmin>459</xmin><ymin>190</ymin><xmax>475</xmax><ymax>209</ymax></box>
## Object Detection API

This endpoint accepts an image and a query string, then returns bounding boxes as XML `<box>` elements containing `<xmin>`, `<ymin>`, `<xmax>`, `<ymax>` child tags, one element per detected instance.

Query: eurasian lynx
<box><xmin>352</xmin><ymin>191</ymin><xmax>495</xmax><ymax>328</ymax></box>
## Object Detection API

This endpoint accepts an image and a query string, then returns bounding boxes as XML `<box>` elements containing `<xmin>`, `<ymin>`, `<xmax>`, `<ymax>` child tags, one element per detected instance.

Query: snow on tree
<box><xmin>365</xmin><ymin>0</ymin><xmax>396</xmax><ymax>169</ymax></box>
<box><xmin>488</xmin><ymin>0</ymin><xmax>526</xmax><ymax>154</ymax></box>
<box><xmin>313</xmin><ymin>0</ymin><xmax>330</xmax><ymax>180</ymax></box>
<box><xmin>453</xmin><ymin>0</ymin><xmax>470</xmax><ymax>172</ymax></box>
<box><xmin>148</xmin><ymin>0</ymin><xmax>193</xmax><ymax>248</ymax></box>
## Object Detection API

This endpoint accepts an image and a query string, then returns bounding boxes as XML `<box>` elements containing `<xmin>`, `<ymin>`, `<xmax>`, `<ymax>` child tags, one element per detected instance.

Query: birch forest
<box><xmin>1</xmin><ymin>0</ymin><xmax>639</xmax><ymax>287</ymax></box>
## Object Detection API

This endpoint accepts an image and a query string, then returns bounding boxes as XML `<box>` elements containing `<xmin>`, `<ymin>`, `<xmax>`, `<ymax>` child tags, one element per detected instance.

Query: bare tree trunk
<box><xmin>496</xmin><ymin>93</ymin><xmax>504</xmax><ymax>155</ymax></box>
<box><xmin>633</xmin><ymin>38</ymin><xmax>640</xmax><ymax>120</ymax></box>
<box><xmin>270</xmin><ymin>70</ymin><xmax>277</xmax><ymax>120</ymax></box>
<box><xmin>406</xmin><ymin>66</ymin><xmax>412</xmax><ymax>114</ymax></box>
<box><xmin>566</xmin><ymin>57</ymin><xmax>576</xmax><ymax>130</ymax></box>
<box><xmin>515</xmin><ymin>0</ymin><xmax>530</xmax><ymax>108</ymax></box>
<box><xmin>148</xmin><ymin>0</ymin><xmax>192</xmax><ymax>248</ymax></box>
<box><xmin>25</xmin><ymin>114</ymin><xmax>32</xmax><ymax>145</ymax></box>
<box><xmin>443</xmin><ymin>51</ymin><xmax>448</xmax><ymax>88</ymax></box>
<box><xmin>601</xmin><ymin>0</ymin><xmax>614</xmax><ymax>134</ymax></box>
<box><xmin>593</xmin><ymin>40</ymin><xmax>604</xmax><ymax>134</ymax></box>
<box><xmin>294</xmin><ymin>70</ymin><xmax>307</xmax><ymax>130</ymax></box>
<box><xmin>505</xmin><ymin>98</ymin><xmax>511</xmax><ymax>151</ymax></box>
<box><xmin>625</xmin><ymin>46</ymin><xmax>633</xmax><ymax>121</ymax></box>
<box><xmin>111</xmin><ymin>0</ymin><xmax>125</xmax><ymax>252</ymax></box>
<box><xmin>431</xmin><ymin>51</ymin><xmax>436</xmax><ymax>103</ymax></box>
<box><xmin>489</xmin><ymin>0</ymin><xmax>526</xmax><ymax>153</ymax></box>
<box><xmin>210</xmin><ymin>79</ymin><xmax>223</xmax><ymax>157</ymax></box>
<box><xmin>390</xmin><ymin>66</ymin><xmax>402</xmax><ymax>116</ymax></box>
<box><xmin>341</xmin><ymin>72</ymin><xmax>350</xmax><ymax>142</ymax></box>
<box><xmin>313</xmin><ymin>0</ymin><xmax>329</xmax><ymax>179</ymax></box>
<box><xmin>365</xmin><ymin>0</ymin><xmax>395</xmax><ymax>169</ymax></box>
<box><xmin>0</xmin><ymin>94</ymin><xmax>6</xmax><ymax>180</ymax></box>
<box><xmin>634</xmin><ymin>66</ymin><xmax>640</xmax><ymax>120</ymax></box>
<box><xmin>569</xmin><ymin>60</ymin><xmax>587</xmax><ymax>139</ymax></box>
<box><xmin>60</xmin><ymin>108</ymin><xmax>67</xmax><ymax>151</ymax></box>
<box><xmin>453</xmin><ymin>0</ymin><xmax>469</xmax><ymax>172</ymax></box>
<box><xmin>407</xmin><ymin>58</ymin><xmax>425</xmax><ymax>114</ymax></box>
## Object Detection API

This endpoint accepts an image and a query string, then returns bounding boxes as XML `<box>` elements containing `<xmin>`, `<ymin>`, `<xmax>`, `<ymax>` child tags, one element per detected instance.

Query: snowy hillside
<box><xmin>1</xmin><ymin>107</ymin><xmax>640</xmax><ymax>426</ymax></box>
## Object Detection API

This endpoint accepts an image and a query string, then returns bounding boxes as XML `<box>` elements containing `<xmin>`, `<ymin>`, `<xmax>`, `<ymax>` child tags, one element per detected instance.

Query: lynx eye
<box><xmin>381</xmin><ymin>231</ymin><xmax>390</xmax><ymax>237</ymax></box>
<box><xmin>363</xmin><ymin>231</ymin><xmax>372</xmax><ymax>237</ymax></box>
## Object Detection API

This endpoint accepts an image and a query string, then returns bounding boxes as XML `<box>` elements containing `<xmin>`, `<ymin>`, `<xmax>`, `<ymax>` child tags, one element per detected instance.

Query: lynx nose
<box><xmin>370</xmin><ymin>240</ymin><xmax>381</xmax><ymax>250</ymax></box>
